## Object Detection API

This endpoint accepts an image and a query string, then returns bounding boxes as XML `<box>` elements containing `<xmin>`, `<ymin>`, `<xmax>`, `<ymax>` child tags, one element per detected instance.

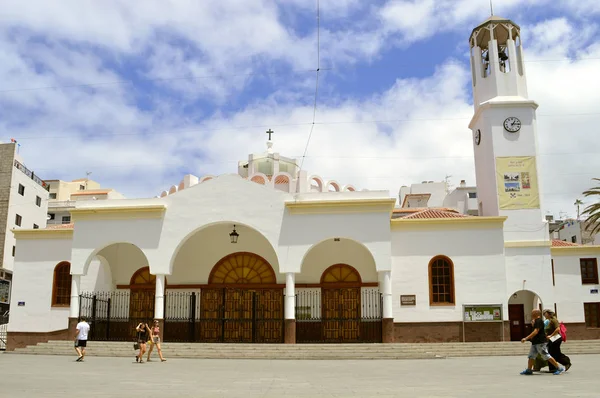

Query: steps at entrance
<box><xmin>9</xmin><ymin>340</ymin><xmax>600</xmax><ymax>359</ymax></box>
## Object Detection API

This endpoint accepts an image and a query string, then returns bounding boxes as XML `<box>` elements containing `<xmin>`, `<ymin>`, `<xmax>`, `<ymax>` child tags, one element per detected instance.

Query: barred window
<box><xmin>52</xmin><ymin>262</ymin><xmax>72</xmax><ymax>306</ymax></box>
<box><xmin>429</xmin><ymin>256</ymin><xmax>455</xmax><ymax>305</ymax></box>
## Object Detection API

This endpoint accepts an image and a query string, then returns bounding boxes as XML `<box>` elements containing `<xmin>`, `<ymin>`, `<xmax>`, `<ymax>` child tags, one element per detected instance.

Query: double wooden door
<box><xmin>199</xmin><ymin>288</ymin><xmax>283</xmax><ymax>343</ymax></box>
<box><xmin>322</xmin><ymin>288</ymin><xmax>360</xmax><ymax>341</ymax></box>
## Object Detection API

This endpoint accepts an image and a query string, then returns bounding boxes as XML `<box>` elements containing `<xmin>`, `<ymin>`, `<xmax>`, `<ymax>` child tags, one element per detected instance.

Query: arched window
<box><xmin>429</xmin><ymin>256</ymin><xmax>455</xmax><ymax>305</ymax></box>
<box><xmin>52</xmin><ymin>262</ymin><xmax>72</xmax><ymax>306</ymax></box>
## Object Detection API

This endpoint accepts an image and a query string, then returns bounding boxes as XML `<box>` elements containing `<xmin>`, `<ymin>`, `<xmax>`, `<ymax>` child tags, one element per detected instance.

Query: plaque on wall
<box><xmin>400</xmin><ymin>295</ymin><xmax>416</xmax><ymax>306</ymax></box>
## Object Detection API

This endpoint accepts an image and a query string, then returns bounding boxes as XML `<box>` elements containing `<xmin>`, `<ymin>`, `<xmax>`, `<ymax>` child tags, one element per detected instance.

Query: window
<box><xmin>12</xmin><ymin>246</ymin><xmax>15</xmax><ymax>257</ymax></box>
<box><xmin>584</xmin><ymin>303</ymin><xmax>600</xmax><ymax>328</ymax></box>
<box><xmin>15</xmin><ymin>214</ymin><xmax>22</xmax><ymax>226</ymax></box>
<box><xmin>49</xmin><ymin>193</ymin><xmax>57</xmax><ymax>199</ymax></box>
<box><xmin>36</xmin><ymin>196</ymin><xmax>42</xmax><ymax>207</ymax></box>
<box><xmin>580</xmin><ymin>258</ymin><xmax>599</xmax><ymax>284</ymax></box>
<box><xmin>18</xmin><ymin>184</ymin><xmax>25</xmax><ymax>196</ymax></box>
<box><xmin>429</xmin><ymin>256</ymin><xmax>455</xmax><ymax>305</ymax></box>
<box><xmin>62</xmin><ymin>215</ymin><xmax>71</xmax><ymax>224</ymax></box>
<box><xmin>468</xmin><ymin>192</ymin><xmax>477</xmax><ymax>199</ymax></box>
<box><xmin>33</xmin><ymin>224</ymin><xmax>39</xmax><ymax>229</ymax></box>
<box><xmin>52</xmin><ymin>262</ymin><xmax>72</xmax><ymax>306</ymax></box>
<box><xmin>571</xmin><ymin>236</ymin><xmax>577</xmax><ymax>243</ymax></box>
<box><xmin>80</xmin><ymin>185</ymin><xmax>85</xmax><ymax>190</ymax></box>
<box><xmin>48</xmin><ymin>213</ymin><xmax>55</xmax><ymax>220</ymax></box>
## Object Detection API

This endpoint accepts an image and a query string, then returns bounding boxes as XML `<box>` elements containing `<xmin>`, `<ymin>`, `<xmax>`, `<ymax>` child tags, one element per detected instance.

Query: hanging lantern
<box><xmin>229</xmin><ymin>225</ymin><xmax>239</xmax><ymax>244</ymax></box>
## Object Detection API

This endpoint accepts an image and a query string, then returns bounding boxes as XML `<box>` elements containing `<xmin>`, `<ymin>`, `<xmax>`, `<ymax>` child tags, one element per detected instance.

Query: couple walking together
<box><xmin>521</xmin><ymin>309</ymin><xmax>571</xmax><ymax>375</ymax></box>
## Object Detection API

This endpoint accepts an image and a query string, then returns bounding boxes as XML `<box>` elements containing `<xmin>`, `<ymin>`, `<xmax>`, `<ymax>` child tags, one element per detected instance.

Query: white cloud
<box><xmin>0</xmin><ymin>1</ymin><xmax>599</xmax><ymax>220</ymax></box>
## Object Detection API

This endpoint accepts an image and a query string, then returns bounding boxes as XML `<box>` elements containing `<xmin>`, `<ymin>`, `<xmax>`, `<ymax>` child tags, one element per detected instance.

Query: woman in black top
<box><xmin>135</xmin><ymin>322</ymin><xmax>150</xmax><ymax>363</ymax></box>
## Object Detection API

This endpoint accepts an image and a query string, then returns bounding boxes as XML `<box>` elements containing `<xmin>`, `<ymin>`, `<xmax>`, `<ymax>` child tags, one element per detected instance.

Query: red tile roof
<box><xmin>551</xmin><ymin>239</ymin><xmax>581</xmax><ymax>247</ymax></box>
<box><xmin>71</xmin><ymin>189</ymin><xmax>112</xmax><ymax>196</ymax></box>
<box><xmin>399</xmin><ymin>209</ymin><xmax>469</xmax><ymax>219</ymax></box>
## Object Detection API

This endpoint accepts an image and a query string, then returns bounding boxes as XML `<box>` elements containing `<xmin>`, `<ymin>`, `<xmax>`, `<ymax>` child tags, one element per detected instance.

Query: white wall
<box><xmin>3</xmin><ymin>168</ymin><xmax>49</xmax><ymax>271</ymax></box>
<box><xmin>80</xmin><ymin>256</ymin><xmax>113</xmax><ymax>292</ymax></box>
<box><xmin>8</xmin><ymin>237</ymin><xmax>72</xmax><ymax>332</ymax></box>
<box><xmin>553</xmin><ymin>252</ymin><xmax>600</xmax><ymax>323</ymax></box>
<box><xmin>505</xmin><ymin>247</ymin><xmax>554</xmax><ymax>312</ymax></box>
<box><xmin>391</xmin><ymin>225</ymin><xmax>506</xmax><ymax>322</ymax></box>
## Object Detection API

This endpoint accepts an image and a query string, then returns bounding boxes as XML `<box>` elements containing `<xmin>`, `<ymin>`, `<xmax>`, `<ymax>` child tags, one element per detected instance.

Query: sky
<box><xmin>1</xmin><ymin>0</ymin><xmax>599</xmax><ymax>220</ymax></box>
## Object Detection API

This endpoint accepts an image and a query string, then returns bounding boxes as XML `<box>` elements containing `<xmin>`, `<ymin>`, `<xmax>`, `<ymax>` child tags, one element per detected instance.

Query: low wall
<box><xmin>394</xmin><ymin>321</ymin><xmax>510</xmax><ymax>343</ymax></box>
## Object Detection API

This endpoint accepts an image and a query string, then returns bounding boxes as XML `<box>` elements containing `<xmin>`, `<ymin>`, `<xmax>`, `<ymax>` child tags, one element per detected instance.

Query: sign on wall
<box><xmin>0</xmin><ymin>279</ymin><xmax>10</xmax><ymax>305</ymax></box>
<box><xmin>400</xmin><ymin>295</ymin><xmax>416</xmax><ymax>306</ymax></box>
<box><xmin>495</xmin><ymin>156</ymin><xmax>540</xmax><ymax>210</ymax></box>
<box><xmin>463</xmin><ymin>305</ymin><xmax>502</xmax><ymax>322</ymax></box>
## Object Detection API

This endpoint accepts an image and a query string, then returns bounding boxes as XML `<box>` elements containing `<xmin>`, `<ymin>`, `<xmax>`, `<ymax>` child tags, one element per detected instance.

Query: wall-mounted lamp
<box><xmin>229</xmin><ymin>225</ymin><xmax>239</xmax><ymax>244</ymax></box>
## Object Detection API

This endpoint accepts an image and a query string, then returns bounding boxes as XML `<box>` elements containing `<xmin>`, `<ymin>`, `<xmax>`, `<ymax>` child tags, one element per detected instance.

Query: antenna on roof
<box><xmin>490</xmin><ymin>0</ymin><xmax>494</xmax><ymax>16</ymax></box>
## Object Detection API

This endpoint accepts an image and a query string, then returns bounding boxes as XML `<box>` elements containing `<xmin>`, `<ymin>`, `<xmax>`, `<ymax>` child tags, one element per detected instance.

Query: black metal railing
<box><xmin>13</xmin><ymin>159</ymin><xmax>49</xmax><ymax>191</ymax></box>
<box><xmin>164</xmin><ymin>289</ymin><xmax>284</xmax><ymax>343</ymax></box>
<box><xmin>80</xmin><ymin>291</ymin><xmax>153</xmax><ymax>341</ymax></box>
<box><xmin>0</xmin><ymin>312</ymin><xmax>9</xmax><ymax>350</ymax></box>
<box><xmin>295</xmin><ymin>288</ymin><xmax>382</xmax><ymax>343</ymax></box>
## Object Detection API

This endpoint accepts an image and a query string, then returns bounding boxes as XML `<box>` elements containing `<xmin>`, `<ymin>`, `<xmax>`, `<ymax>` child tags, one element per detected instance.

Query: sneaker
<box><xmin>553</xmin><ymin>367</ymin><xmax>566</xmax><ymax>375</ymax></box>
<box><xmin>76</xmin><ymin>356</ymin><xmax>83</xmax><ymax>362</ymax></box>
<box><xmin>520</xmin><ymin>369</ymin><xmax>533</xmax><ymax>375</ymax></box>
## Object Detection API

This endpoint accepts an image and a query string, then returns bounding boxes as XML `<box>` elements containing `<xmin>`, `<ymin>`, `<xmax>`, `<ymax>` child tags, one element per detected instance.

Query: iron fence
<box><xmin>295</xmin><ymin>288</ymin><xmax>382</xmax><ymax>343</ymax></box>
<box><xmin>80</xmin><ymin>291</ymin><xmax>152</xmax><ymax>342</ymax></box>
<box><xmin>0</xmin><ymin>313</ymin><xmax>8</xmax><ymax>350</ymax></box>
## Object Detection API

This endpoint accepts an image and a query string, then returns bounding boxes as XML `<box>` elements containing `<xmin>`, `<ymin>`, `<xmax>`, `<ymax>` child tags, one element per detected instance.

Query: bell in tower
<box><xmin>469</xmin><ymin>16</ymin><xmax>528</xmax><ymax>110</ymax></box>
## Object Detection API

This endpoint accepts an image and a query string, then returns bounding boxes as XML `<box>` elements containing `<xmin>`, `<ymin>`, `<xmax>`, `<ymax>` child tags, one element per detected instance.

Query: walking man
<box><xmin>520</xmin><ymin>309</ymin><xmax>566</xmax><ymax>375</ymax></box>
<box><xmin>74</xmin><ymin>317</ymin><xmax>90</xmax><ymax>362</ymax></box>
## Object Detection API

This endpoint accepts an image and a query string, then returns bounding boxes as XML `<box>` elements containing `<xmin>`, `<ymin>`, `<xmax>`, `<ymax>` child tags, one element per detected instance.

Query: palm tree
<box><xmin>574</xmin><ymin>199</ymin><xmax>584</xmax><ymax>220</ymax></box>
<box><xmin>582</xmin><ymin>178</ymin><xmax>600</xmax><ymax>237</ymax></box>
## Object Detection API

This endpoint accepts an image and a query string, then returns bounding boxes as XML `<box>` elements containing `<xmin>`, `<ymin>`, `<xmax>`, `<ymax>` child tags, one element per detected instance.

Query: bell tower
<box><xmin>468</xmin><ymin>16</ymin><xmax>548</xmax><ymax>242</ymax></box>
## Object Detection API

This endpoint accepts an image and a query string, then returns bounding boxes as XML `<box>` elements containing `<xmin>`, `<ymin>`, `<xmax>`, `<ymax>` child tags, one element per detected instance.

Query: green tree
<box><xmin>582</xmin><ymin>178</ymin><xmax>600</xmax><ymax>237</ymax></box>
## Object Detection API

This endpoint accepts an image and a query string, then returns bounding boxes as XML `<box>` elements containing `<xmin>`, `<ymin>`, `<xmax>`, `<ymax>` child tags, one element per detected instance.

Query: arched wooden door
<box><xmin>321</xmin><ymin>264</ymin><xmax>362</xmax><ymax>342</ymax></box>
<box><xmin>200</xmin><ymin>252</ymin><xmax>283</xmax><ymax>343</ymax></box>
<box><xmin>129</xmin><ymin>267</ymin><xmax>155</xmax><ymax>322</ymax></box>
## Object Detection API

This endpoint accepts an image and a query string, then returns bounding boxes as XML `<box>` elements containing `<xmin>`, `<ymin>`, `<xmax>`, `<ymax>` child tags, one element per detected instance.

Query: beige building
<box><xmin>45</xmin><ymin>178</ymin><xmax>125</xmax><ymax>226</ymax></box>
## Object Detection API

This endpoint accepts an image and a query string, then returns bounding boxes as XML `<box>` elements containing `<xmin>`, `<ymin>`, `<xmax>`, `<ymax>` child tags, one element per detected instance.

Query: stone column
<box><xmin>380</xmin><ymin>270</ymin><xmax>394</xmax><ymax>343</ymax></box>
<box><xmin>284</xmin><ymin>272</ymin><xmax>296</xmax><ymax>344</ymax></box>
<box><xmin>154</xmin><ymin>274</ymin><xmax>166</xmax><ymax>340</ymax></box>
<box><xmin>68</xmin><ymin>275</ymin><xmax>81</xmax><ymax>336</ymax></box>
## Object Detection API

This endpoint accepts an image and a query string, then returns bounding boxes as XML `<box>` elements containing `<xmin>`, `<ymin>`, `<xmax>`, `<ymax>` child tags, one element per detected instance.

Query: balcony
<box><xmin>13</xmin><ymin>160</ymin><xmax>49</xmax><ymax>191</ymax></box>
<box><xmin>48</xmin><ymin>200</ymin><xmax>76</xmax><ymax>209</ymax></box>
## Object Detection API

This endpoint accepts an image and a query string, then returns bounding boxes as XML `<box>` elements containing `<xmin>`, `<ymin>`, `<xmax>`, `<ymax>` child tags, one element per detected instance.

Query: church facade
<box><xmin>6</xmin><ymin>16</ymin><xmax>600</xmax><ymax>350</ymax></box>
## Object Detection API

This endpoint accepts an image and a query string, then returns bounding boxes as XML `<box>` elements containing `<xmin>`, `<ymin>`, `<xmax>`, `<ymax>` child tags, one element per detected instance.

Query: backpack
<box><xmin>559</xmin><ymin>322</ymin><xmax>567</xmax><ymax>342</ymax></box>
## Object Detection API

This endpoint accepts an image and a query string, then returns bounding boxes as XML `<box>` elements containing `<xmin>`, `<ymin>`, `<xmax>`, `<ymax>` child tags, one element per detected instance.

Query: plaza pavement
<box><xmin>0</xmin><ymin>353</ymin><xmax>598</xmax><ymax>397</ymax></box>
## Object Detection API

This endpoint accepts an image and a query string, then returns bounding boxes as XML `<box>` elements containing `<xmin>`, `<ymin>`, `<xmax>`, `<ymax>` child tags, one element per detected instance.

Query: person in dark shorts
<box><xmin>520</xmin><ymin>309</ymin><xmax>566</xmax><ymax>375</ymax></box>
<box><xmin>74</xmin><ymin>317</ymin><xmax>90</xmax><ymax>362</ymax></box>
<box><xmin>135</xmin><ymin>322</ymin><xmax>150</xmax><ymax>363</ymax></box>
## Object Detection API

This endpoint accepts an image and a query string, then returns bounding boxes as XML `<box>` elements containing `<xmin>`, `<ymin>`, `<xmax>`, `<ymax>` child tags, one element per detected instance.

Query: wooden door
<box><xmin>199</xmin><ymin>288</ymin><xmax>224</xmax><ymax>342</ymax></box>
<box><xmin>255</xmin><ymin>289</ymin><xmax>284</xmax><ymax>343</ymax></box>
<box><xmin>223</xmin><ymin>289</ymin><xmax>253</xmax><ymax>342</ymax></box>
<box><xmin>322</xmin><ymin>288</ymin><xmax>360</xmax><ymax>342</ymax></box>
<box><xmin>508</xmin><ymin>304</ymin><xmax>525</xmax><ymax>341</ymax></box>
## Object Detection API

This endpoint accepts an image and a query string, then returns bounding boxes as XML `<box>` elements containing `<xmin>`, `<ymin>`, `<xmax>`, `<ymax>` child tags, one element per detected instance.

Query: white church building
<box><xmin>6</xmin><ymin>16</ymin><xmax>600</xmax><ymax>350</ymax></box>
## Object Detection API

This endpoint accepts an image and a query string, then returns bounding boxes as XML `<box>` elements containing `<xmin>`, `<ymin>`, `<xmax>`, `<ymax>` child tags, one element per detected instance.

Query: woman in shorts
<box><xmin>146</xmin><ymin>320</ymin><xmax>166</xmax><ymax>362</ymax></box>
<box><xmin>135</xmin><ymin>322</ymin><xmax>150</xmax><ymax>363</ymax></box>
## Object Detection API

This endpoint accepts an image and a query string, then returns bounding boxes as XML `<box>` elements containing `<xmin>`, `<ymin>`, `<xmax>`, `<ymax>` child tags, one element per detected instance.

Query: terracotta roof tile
<box><xmin>551</xmin><ymin>239</ymin><xmax>581</xmax><ymax>247</ymax></box>
<box><xmin>400</xmin><ymin>209</ymin><xmax>469</xmax><ymax>219</ymax></box>
<box><xmin>392</xmin><ymin>207</ymin><xmax>459</xmax><ymax>214</ymax></box>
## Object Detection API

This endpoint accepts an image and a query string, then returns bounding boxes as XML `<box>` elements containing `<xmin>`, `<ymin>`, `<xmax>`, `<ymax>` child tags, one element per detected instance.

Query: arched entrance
<box><xmin>199</xmin><ymin>252</ymin><xmax>283</xmax><ymax>343</ymax></box>
<box><xmin>508</xmin><ymin>290</ymin><xmax>543</xmax><ymax>341</ymax></box>
<box><xmin>129</xmin><ymin>267</ymin><xmax>156</xmax><ymax>322</ymax></box>
<box><xmin>321</xmin><ymin>264</ymin><xmax>362</xmax><ymax>341</ymax></box>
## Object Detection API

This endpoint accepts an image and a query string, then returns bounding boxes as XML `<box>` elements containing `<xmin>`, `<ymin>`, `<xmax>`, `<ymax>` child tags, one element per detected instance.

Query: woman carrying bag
<box><xmin>543</xmin><ymin>310</ymin><xmax>571</xmax><ymax>372</ymax></box>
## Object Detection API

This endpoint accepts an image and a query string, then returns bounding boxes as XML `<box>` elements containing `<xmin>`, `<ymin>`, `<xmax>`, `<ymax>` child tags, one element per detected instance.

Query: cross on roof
<box><xmin>266</xmin><ymin>129</ymin><xmax>274</xmax><ymax>141</ymax></box>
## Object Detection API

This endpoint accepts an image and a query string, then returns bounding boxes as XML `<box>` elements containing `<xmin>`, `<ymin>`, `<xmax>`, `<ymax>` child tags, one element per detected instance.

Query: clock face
<box><xmin>503</xmin><ymin>117</ymin><xmax>521</xmax><ymax>133</ymax></box>
<box><xmin>475</xmin><ymin>129</ymin><xmax>481</xmax><ymax>145</ymax></box>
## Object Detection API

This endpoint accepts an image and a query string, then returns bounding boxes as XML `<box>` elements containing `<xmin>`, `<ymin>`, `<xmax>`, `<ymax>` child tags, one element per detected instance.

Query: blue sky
<box><xmin>1</xmin><ymin>0</ymin><xmax>599</xmax><ymax>219</ymax></box>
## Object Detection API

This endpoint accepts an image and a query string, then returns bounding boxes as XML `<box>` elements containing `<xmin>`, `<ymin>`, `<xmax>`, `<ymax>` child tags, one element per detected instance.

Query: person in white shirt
<box><xmin>74</xmin><ymin>317</ymin><xmax>90</xmax><ymax>362</ymax></box>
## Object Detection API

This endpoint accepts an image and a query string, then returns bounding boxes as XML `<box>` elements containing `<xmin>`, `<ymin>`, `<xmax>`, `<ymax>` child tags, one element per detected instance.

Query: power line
<box><xmin>8</xmin><ymin>112</ymin><xmax>600</xmax><ymax>141</ymax></box>
<box><xmin>298</xmin><ymin>0</ymin><xmax>321</xmax><ymax>179</ymax></box>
